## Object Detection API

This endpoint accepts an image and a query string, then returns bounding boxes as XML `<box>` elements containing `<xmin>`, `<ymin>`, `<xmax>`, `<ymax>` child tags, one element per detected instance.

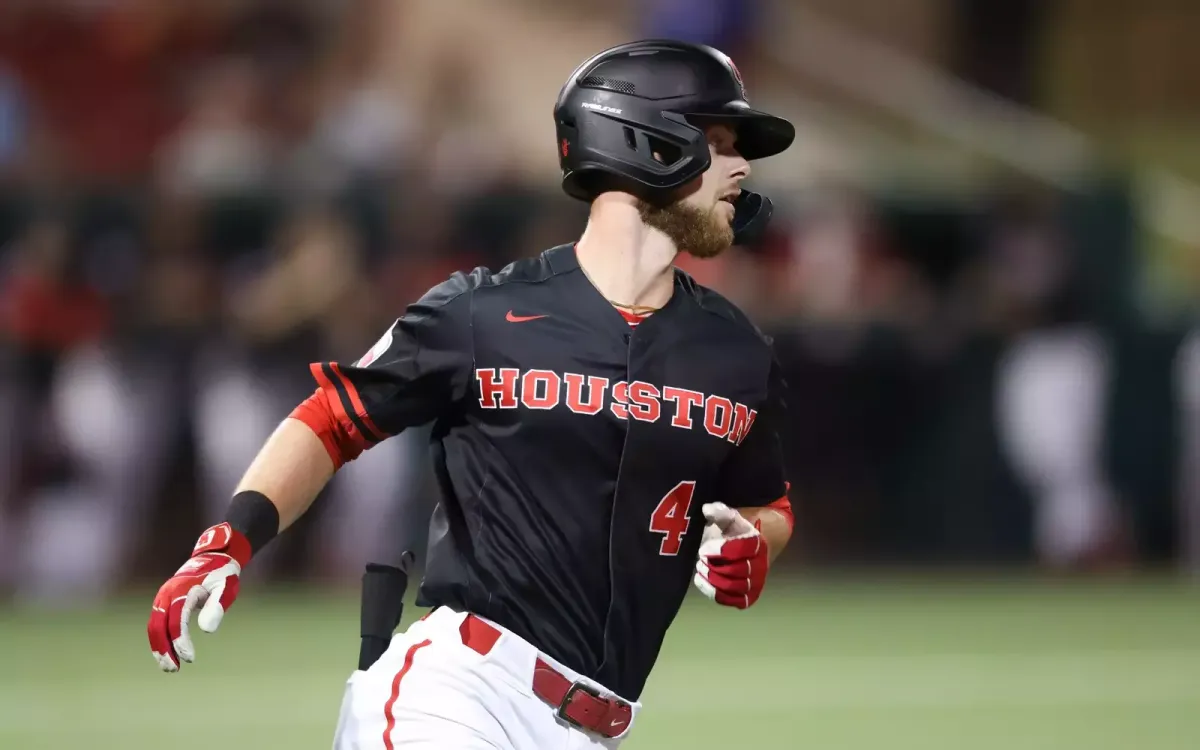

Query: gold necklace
<box><xmin>578</xmin><ymin>262</ymin><xmax>663</xmax><ymax>315</ymax></box>
<box><xmin>608</xmin><ymin>300</ymin><xmax>660</xmax><ymax>314</ymax></box>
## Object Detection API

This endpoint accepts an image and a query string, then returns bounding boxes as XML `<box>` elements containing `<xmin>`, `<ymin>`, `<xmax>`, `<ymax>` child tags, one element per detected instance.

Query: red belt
<box><xmin>458</xmin><ymin>613</ymin><xmax>633</xmax><ymax>738</ymax></box>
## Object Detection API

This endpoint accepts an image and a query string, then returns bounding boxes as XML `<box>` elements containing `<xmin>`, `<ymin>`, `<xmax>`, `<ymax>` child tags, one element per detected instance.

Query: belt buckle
<box><xmin>556</xmin><ymin>680</ymin><xmax>605</xmax><ymax>730</ymax></box>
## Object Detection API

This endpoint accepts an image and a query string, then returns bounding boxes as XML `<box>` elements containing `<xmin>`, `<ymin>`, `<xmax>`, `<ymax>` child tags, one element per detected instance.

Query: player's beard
<box><xmin>637</xmin><ymin>198</ymin><xmax>734</xmax><ymax>259</ymax></box>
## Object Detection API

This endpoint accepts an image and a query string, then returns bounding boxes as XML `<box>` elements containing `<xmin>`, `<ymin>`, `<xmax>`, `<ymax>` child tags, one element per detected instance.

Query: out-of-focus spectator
<box><xmin>996</xmin><ymin>326</ymin><xmax>1118</xmax><ymax>568</ymax></box>
<box><xmin>291</xmin><ymin>0</ymin><xmax>418</xmax><ymax>196</ymax></box>
<box><xmin>771</xmin><ymin>186</ymin><xmax>914</xmax><ymax>331</ymax></box>
<box><xmin>156</xmin><ymin>58</ymin><xmax>275</xmax><ymax>199</ymax></box>
<box><xmin>987</xmin><ymin>194</ymin><xmax>1126</xmax><ymax>569</ymax></box>
<box><xmin>420</xmin><ymin>49</ymin><xmax>511</xmax><ymax>198</ymax></box>
<box><xmin>757</xmin><ymin>187</ymin><xmax>931</xmax><ymax>563</ymax></box>
<box><xmin>0</xmin><ymin>215</ymin><xmax>138</xmax><ymax>604</ymax></box>
<box><xmin>1177</xmin><ymin>328</ymin><xmax>1200</xmax><ymax>576</ymax></box>
<box><xmin>0</xmin><ymin>363</ymin><xmax>17</xmax><ymax>589</ymax></box>
<box><xmin>0</xmin><ymin>66</ymin><xmax>28</xmax><ymax>179</ymax></box>
<box><xmin>0</xmin><ymin>1</ymin><xmax>223</xmax><ymax>180</ymax></box>
<box><xmin>0</xmin><ymin>217</ymin><xmax>112</xmax><ymax>357</ymax></box>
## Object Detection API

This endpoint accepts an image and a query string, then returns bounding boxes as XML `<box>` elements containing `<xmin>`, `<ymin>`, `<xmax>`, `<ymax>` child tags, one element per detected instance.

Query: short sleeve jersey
<box><xmin>310</xmin><ymin>244</ymin><xmax>788</xmax><ymax>699</ymax></box>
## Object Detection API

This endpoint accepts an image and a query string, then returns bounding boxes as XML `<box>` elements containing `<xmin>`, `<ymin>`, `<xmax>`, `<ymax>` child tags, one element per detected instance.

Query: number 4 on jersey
<box><xmin>649</xmin><ymin>481</ymin><xmax>696</xmax><ymax>556</ymax></box>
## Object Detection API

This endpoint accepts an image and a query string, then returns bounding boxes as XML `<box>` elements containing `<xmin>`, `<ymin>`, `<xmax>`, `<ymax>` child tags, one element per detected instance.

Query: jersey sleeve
<box><xmin>305</xmin><ymin>271</ymin><xmax>475</xmax><ymax>456</ymax></box>
<box><xmin>715</xmin><ymin>354</ymin><xmax>789</xmax><ymax>508</ymax></box>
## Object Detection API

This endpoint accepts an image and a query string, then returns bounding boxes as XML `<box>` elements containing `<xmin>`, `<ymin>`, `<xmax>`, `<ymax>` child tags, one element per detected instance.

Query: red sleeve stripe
<box><xmin>766</xmin><ymin>494</ymin><xmax>795</xmax><ymax>534</ymax></box>
<box><xmin>309</xmin><ymin>363</ymin><xmax>378</xmax><ymax>448</ymax></box>
<box><xmin>330</xmin><ymin>362</ymin><xmax>390</xmax><ymax>440</ymax></box>
<box><xmin>289</xmin><ymin>389</ymin><xmax>364</xmax><ymax>470</ymax></box>
<box><xmin>315</xmin><ymin>362</ymin><xmax>386</xmax><ymax>445</ymax></box>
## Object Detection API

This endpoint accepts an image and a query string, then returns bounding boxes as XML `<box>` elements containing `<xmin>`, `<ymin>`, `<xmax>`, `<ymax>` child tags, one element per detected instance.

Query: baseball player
<box><xmin>147</xmin><ymin>39</ymin><xmax>797</xmax><ymax>749</ymax></box>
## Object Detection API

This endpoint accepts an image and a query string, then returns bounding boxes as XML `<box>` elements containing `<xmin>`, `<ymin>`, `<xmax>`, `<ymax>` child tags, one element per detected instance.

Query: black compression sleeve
<box><xmin>225</xmin><ymin>490</ymin><xmax>281</xmax><ymax>556</ymax></box>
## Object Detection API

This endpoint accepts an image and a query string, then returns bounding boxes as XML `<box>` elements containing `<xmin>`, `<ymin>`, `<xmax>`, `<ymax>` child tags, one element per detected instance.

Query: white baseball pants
<box><xmin>331</xmin><ymin>606</ymin><xmax>641</xmax><ymax>749</ymax></box>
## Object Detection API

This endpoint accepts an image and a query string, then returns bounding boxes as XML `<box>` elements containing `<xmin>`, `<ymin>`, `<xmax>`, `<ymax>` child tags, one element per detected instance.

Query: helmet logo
<box><xmin>582</xmin><ymin>101</ymin><xmax>623</xmax><ymax>115</ymax></box>
<box><xmin>729</xmin><ymin>58</ymin><xmax>747</xmax><ymax>99</ymax></box>
<box><xmin>561</xmin><ymin>138</ymin><xmax>570</xmax><ymax>157</ymax></box>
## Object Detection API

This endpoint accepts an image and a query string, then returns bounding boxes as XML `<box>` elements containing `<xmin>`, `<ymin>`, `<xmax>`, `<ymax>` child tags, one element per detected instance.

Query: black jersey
<box><xmin>310</xmin><ymin>243</ymin><xmax>788</xmax><ymax>699</ymax></box>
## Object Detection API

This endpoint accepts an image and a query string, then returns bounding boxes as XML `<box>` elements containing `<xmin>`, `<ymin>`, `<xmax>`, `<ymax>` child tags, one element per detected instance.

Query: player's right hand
<box><xmin>692</xmin><ymin>503</ymin><xmax>769</xmax><ymax>609</ymax></box>
<box><xmin>147</xmin><ymin>523</ymin><xmax>251</xmax><ymax>672</ymax></box>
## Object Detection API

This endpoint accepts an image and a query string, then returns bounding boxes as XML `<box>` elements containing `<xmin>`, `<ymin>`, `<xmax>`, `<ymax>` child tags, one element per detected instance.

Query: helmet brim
<box><xmin>684</xmin><ymin>101</ymin><xmax>795</xmax><ymax>161</ymax></box>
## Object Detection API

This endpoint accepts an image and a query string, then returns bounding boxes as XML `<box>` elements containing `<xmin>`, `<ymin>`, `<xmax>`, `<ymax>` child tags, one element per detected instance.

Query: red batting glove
<box><xmin>147</xmin><ymin>522</ymin><xmax>251</xmax><ymax>672</ymax></box>
<box><xmin>692</xmin><ymin>503</ymin><xmax>769</xmax><ymax>609</ymax></box>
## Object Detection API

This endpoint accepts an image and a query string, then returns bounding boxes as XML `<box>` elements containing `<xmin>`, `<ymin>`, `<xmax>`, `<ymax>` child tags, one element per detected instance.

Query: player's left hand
<box><xmin>147</xmin><ymin>523</ymin><xmax>249</xmax><ymax>672</ymax></box>
<box><xmin>692</xmin><ymin>502</ymin><xmax>769</xmax><ymax>609</ymax></box>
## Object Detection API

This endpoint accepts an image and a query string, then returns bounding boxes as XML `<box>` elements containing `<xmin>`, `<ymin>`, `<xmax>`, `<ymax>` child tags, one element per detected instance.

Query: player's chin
<box><xmin>685</xmin><ymin>229</ymin><xmax>733</xmax><ymax>259</ymax></box>
<box><xmin>709</xmin><ymin>213</ymin><xmax>736</xmax><ymax>251</ymax></box>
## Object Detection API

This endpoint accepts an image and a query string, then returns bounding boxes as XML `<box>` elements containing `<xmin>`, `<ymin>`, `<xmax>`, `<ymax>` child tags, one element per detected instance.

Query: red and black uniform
<box><xmin>295</xmin><ymin>243</ymin><xmax>790</xmax><ymax>700</ymax></box>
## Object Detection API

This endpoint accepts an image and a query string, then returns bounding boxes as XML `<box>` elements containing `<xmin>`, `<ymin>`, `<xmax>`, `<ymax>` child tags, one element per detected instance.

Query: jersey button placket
<box><xmin>598</xmin><ymin>322</ymin><xmax>633</xmax><ymax>681</ymax></box>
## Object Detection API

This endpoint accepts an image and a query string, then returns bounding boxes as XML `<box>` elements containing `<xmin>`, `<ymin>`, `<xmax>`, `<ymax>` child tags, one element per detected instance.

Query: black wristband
<box><xmin>225</xmin><ymin>490</ymin><xmax>281</xmax><ymax>556</ymax></box>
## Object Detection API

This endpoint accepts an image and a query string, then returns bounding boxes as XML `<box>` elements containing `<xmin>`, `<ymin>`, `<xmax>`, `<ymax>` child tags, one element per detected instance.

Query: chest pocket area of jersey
<box><xmin>614</xmin><ymin>371</ymin><xmax>766</xmax><ymax>569</ymax></box>
<box><xmin>616</xmin><ymin>415</ymin><xmax>724</xmax><ymax>566</ymax></box>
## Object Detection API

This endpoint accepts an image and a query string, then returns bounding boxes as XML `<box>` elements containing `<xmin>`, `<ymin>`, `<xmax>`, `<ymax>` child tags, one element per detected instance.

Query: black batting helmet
<box><xmin>554</xmin><ymin>39</ymin><xmax>795</xmax><ymax>245</ymax></box>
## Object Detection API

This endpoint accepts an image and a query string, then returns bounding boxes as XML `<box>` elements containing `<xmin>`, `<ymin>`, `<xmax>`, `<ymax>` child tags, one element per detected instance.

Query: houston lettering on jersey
<box><xmin>475</xmin><ymin>368</ymin><xmax>758</xmax><ymax>445</ymax></box>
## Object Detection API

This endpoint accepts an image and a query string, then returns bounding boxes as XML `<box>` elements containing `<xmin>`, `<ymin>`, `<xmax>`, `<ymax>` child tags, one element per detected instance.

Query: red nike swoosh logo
<box><xmin>506</xmin><ymin>311</ymin><xmax>548</xmax><ymax>323</ymax></box>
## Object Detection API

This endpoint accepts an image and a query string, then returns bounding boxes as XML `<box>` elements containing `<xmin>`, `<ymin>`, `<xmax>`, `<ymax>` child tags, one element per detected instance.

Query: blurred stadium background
<box><xmin>1</xmin><ymin>1</ymin><xmax>1199</xmax><ymax>748</ymax></box>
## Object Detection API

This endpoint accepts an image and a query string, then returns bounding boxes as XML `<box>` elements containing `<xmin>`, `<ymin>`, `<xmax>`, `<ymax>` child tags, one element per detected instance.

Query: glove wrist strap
<box><xmin>191</xmin><ymin>523</ymin><xmax>253</xmax><ymax>568</ymax></box>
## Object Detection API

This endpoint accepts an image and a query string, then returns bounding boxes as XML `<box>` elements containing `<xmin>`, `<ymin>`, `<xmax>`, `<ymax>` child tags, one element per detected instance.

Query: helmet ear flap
<box><xmin>562</xmin><ymin>170</ymin><xmax>625</xmax><ymax>203</ymax></box>
<box><xmin>731</xmin><ymin>190</ymin><xmax>773</xmax><ymax>246</ymax></box>
<box><xmin>559</xmin><ymin>111</ymin><xmax>710</xmax><ymax>204</ymax></box>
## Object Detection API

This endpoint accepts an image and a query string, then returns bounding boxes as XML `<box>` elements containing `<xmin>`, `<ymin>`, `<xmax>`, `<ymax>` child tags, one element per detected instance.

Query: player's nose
<box><xmin>729</xmin><ymin>158</ymin><xmax>751</xmax><ymax>182</ymax></box>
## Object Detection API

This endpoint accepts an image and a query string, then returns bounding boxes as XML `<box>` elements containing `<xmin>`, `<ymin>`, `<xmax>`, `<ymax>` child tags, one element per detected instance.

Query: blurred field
<box><xmin>2</xmin><ymin>575</ymin><xmax>1199</xmax><ymax>750</ymax></box>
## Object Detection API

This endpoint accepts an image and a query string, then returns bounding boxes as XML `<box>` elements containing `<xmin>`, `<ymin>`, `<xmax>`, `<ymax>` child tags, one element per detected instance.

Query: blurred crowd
<box><xmin>0</xmin><ymin>0</ymin><xmax>1197</xmax><ymax>605</ymax></box>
